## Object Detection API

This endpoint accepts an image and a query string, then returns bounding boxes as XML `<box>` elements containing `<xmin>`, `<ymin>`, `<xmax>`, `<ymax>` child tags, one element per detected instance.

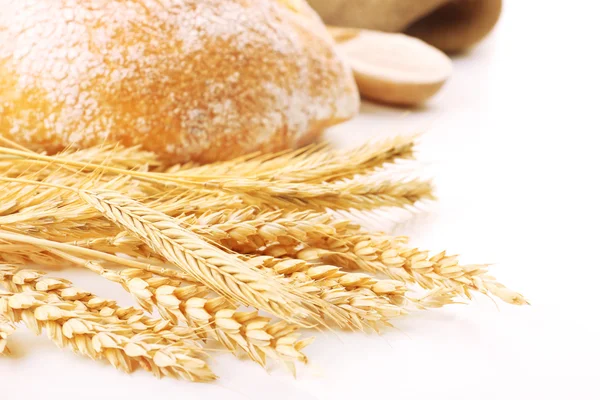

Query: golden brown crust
<box><xmin>0</xmin><ymin>0</ymin><xmax>358</xmax><ymax>163</ymax></box>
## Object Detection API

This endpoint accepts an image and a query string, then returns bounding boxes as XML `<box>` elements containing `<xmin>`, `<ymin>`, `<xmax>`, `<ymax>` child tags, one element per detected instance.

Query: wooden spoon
<box><xmin>330</xmin><ymin>27</ymin><xmax>453</xmax><ymax>106</ymax></box>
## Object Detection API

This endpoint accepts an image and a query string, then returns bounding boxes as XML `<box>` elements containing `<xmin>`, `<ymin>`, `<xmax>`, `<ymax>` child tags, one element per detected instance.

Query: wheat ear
<box><xmin>46</xmin><ymin>224</ymin><xmax>408</xmax><ymax>330</ymax></box>
<box><xmin>296</xmin><ymin>239</ymin><xmax>528</xmax><ymax>306</ymax></box>
<box><xmin>0</xmin><ymin>275</ymin><xmax>215</xmax><ymax>382</ymax></box>
<box><xmin>77</xmin><ymin>189</ymin><xmax>324</xmax><ymax>324</ymax></box>
<box><xmin>1</xmin><ymin>135</ymin><xmax>415</xmax><ymax>186</ymax></box>
<box><xmin>46</xmin><ymin>233</ymin><xmax>407</xmax><ymax>330</ymax></box>
<box><xmin>1</xmin><ymin>147</ymin><xmax>432</xmax><ymax>212</ymax></box>
<box><xmin>0</xmin><ymin>292</ymin><xmax>215</xmax><ymax>382</ymax></box>
<box><xmin>121</xmin><ymin>269</ymin><xmax>313</xmax><ymax>369</ymax></box>
<box><xmin>247</xmin><ymin>256</ymin><xmax>406</xmax><ymax>329</ymax></box>
<box><xmin>169</xmin><ymin>135</ymin><xmax>416</xmax><ymax>183</ymax></box>
<box><xmin>47</xmin><ymin>250</ymin><xmax>313</xmax><ymax>368</ymax></box>
<box><xmin>0</xmin><ymin>266</ymin><xmax>186</xmax><ymax>336</ymax></box>
<box><xmin>54</xmin><ymin>236</ymin><xmax>407</xmax><ymax>330</ymax></box>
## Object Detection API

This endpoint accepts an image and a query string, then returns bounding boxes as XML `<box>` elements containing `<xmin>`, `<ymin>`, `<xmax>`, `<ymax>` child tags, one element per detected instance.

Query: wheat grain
<box><xmin>168</xmin><ymin>136</ymin><xmax>416</xmax><ymax>183</ymax></box>
<box><xmin>0</xmin><ymin>265</ymin><xmax>182</xmax><ymax>336</ymax></box>
<box><xmin>0</xmin><ymin>146</ymin><xmax>432</xmax><ymax>212</ymax></box>
<box><xmin>42</xmin><ymin>224</ymin><xmax>409</xmax><ymax>329</ymax></box>
<box><xmin>295</xmin><ymin>239</ymin><xmax>528</xmax><ymax>305</ymax></box>
<box><xmin>3</xmin><ymin>258</ymin><xmax>313</xmax><ymax>368</ymax></box>
<box><xmin>0</xmin><ymin>266</ymin><xmax>215</xmax><ymax>382</ymax></box>
<box><xmin>118</xmin><ymin>269</ymin><xmax>313</xmax><ymax>367</ymax></box>
<box><xmin>246</xmin><ymin>256</ymin><xmax>407</xmax><ymax>329</ymax></box>
<box><xmin>77</xmin><ymin>190</ymin><xmax>325</xmax><ymax>324</ymax></box>
<box><xmin>1</xmin><ymin>135</ymin><xmax>416</xmax><ymax>186</ymax></box>
<box><xmin>69</xmin><ymin>208</ymin><xmax>360</xmax><ymax>259</ymax></box>
<box><xmin>0</xmin><ymin>315</ymin><xmax>15</xmax><ymax>356</ymax></box>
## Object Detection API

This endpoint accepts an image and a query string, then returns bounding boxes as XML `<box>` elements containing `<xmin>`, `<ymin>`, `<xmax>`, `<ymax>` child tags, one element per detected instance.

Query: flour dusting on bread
<box><xmin>0</xmin><ymin>0</ymin><xmax>358</xmax><ymax>163</ymax></box>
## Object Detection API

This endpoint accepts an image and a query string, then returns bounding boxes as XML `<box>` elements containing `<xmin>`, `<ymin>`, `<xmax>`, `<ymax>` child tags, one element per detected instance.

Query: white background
<box><xmin>2</xmin><ymin>1</ymin><xmax>600</xmax><ymax>398</ymax></box>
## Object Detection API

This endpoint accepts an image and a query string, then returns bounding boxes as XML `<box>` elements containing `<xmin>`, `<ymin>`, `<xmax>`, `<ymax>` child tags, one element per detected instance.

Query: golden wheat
<box><xmin>167</xmin><ymin>136</ymin><xmax>416</xmax><ymax>183</ymax></box>
<box><xmin>0</xmin><ymin>145</ymin><xmax>432</xmax><ymax>212</ymax></box>
<box><xmin>0</xmin><ymin>134</ymin><xmax>528</xmax><ymax>383</ymax></box>
<box><xmin>0</xmin><ymin>275</ymin><xmax>215</xmax><ymax>382</ymax></box>
<box><xmin>0</xmin><ymin>265</ymin><xmax>182</xmax><ymax>336</ymax></box>
<box><xmin>294</xmin><ymin>240</ymin><xmax>528</xmax><ymax>305</ymax></box>
<box><xmin>0</xmin><ymin>135</ymin><xmax>415</xmax><ymax>185</ymax></box>
<box><xmin>77</xmin><ymin>189</ymin><xmax>327</xmax><ymax>324</ymax></box>
<box><xmin>0</xmin><ymin>315</ymin><xmax>15</xmax><ymax>356</ymax></box>
<box><xmin>48</xmin><ymin>251</ymin><xmax>313</xmax><ymax>367</ymax></box>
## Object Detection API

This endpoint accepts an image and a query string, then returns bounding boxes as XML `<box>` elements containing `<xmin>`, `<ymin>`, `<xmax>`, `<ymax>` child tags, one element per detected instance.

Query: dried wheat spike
<box><xmin>2</xmin><ymin>135</ymin><xmax>415</xmax><ymax>186</ymax></box>
<box><xmin>57</xmin><ymin>235</ymin><xmax>405</xmax><ymax>331</ymax></box>
<box><xmin>125</xmin><ymin>271</ymin><xmax>313</xmax><ymax>367</ymax></box>
<box><xmin>63</xmin><ymin>237</ymin><xmax>407</xmax><ymax>331</ymax></box>
<box><xmin>62</xmin><ymin>208</ymin><xmax>359</xmax><ymax>262</ymax></box>
<box><xmin>1</xmin><ymin>145</ymin><xmax>431</xmax><ymax>212</ymax></box>
<box><xmin>168</xmin><ymin>135</ymin><xmax>416</xmax><ymax>183</ymax></box>
<box><xmin>2</xmin><ymin>260</ymin><xmax>313</xmax><ymax>368</ymax></box>
<box><xmin>191</xmin><ymin>208</ymin><xmax>362</xmax><ymax>252</ymax></box>
<box><xmin>77</xmin><ymin>189</ymin><xmax>323</xmax><ymax>324</ymax></box>
<box><xmin>0</xmin><ymin>292</ymin><xmax>215</xmax><ymax>382</ymax></box>
<box><xmin>0</xmin><ymin>269</ymin><xmax>215</xmax><ymax>382</ymax></box>
<box><xmin>248</xmin><ymin>255</ymin><xmax>406</xmax><ymax>305</ymax></box>
<box><xmin>213</xmin><ymin>175</ymin><xmax>433</xmax><ymax>211</ymax></box>
<box><xmin>246</xmin><ymin>256</ymin><xmax>407</xmax><ymax>329</ymax></box>
<box><xmin>0</xmin><ymin>265</ymin><xmax>180</xmax><ymax>335</ymax></box>
<box><xmin>296</xmin><ymin>237</ymin><xmax>528</xmax><ymax>306</ymax></box>
<box><xmin>103</xmin><ymin>266</ymin><xmax>313</xmax><ymax>368</ymax></box>
<box><xmin>51</xmin><ymin>227</ymin><xmax>408</xmax><ymax>330</ymax></box>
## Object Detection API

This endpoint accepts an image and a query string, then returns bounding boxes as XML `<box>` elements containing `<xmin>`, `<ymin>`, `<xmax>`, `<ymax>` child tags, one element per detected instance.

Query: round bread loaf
<box><xmin>0</xmin><ymin>0</ymin><xmax>359</xmax><ymax>163</ymax></box>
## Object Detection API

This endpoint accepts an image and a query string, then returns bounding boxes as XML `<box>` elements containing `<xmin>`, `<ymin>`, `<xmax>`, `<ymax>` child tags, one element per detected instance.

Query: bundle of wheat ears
<box><xmin>0</xmin><ymin>134</ymin><xmax>526</xmax><ymax>382</ymax></box>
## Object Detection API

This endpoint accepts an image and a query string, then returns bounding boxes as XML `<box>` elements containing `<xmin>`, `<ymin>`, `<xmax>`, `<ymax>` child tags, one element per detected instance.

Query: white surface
<box><xmin>2</xmin><ymin>1</ymin><xmax>600</xmax><ymax>398</ymax></box>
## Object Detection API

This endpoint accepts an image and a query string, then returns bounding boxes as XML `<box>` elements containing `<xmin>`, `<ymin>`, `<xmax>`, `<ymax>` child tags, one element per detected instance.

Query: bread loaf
<box><xmin>0</xmin><ymin>0</ymin><xmax>359</xmax><ymax>163</ymax></box>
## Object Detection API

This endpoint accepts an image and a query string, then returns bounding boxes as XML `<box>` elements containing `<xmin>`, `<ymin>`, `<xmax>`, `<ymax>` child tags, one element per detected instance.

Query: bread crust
<box><xmin>0</xmin><ymin>0</ymin><xmax>358</xmax><ymax>163</ymax></box>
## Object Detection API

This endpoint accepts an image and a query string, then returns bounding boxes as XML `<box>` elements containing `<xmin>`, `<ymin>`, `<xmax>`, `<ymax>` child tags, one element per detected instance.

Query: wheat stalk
<box><xmin>0</xmin><ymin>266</ymin><xmax>183</xmax><ymax>336</ymax></box>
<box><xmin>0</xmin><ymin>230</ymin><xmax>195</xmax><ymax>282</ymax></box>
<box><xmin>0</xmin><ymin>135</ymin><xmax>415</xmax><ymax>185</ymax></box>
<box><xmin>77</xmin><ymin>189</ymin><xmax>327</xmax><ymax>324</ymax></box>
<box><xmin>246</xmin><ymin>256</ymin><xmax>407</xmax><ymax>329</ymax></box>
<box><xmin>168</xmin><ymin>136</ymin><xmax>416</xmax><ymax>183</ymax></box>
<box><xmin>65</xmin><ymin>208</ymin><xmax>361</xmax><ymax>263</ymax></box>
<box><xmin>44</xmin><ymin>250</ymin><xmax>313</xmax><ymax>368</ymax></box>
<box><xmin>295</xmin><ymin>238</ymin><xmax>528</xmax><ymax>305</ymax></box>
<box><xmin>0</xmin><ymin>271</ymin><xmax>215</xmax><ymax>382</ymax></box>
<box><xmin>43</xmin><ymin>224</ymin><xmax>409</xmax><ymax>329</ymax></box>
<box><xmin>0</xmin><ymin>146</ymin><xmax>432</xmax><ymax>212</ymax></box>
<box><xmin>121</xmin><ymin>270</ymin><xmax>313</xmax><ymax>368</ymax></box>
<box><xmin>0</xmin><ymin>133</ymin><xmax>529</xmax><ymax>382</ymax></box>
